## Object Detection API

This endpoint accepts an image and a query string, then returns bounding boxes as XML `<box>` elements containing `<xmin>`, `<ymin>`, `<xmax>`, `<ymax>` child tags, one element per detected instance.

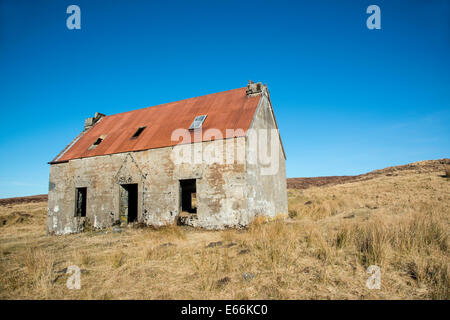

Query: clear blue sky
<box><xmin>0</xmin><ymin>0</ymin><xmax>449</xmax><ymax>198</ymax></box>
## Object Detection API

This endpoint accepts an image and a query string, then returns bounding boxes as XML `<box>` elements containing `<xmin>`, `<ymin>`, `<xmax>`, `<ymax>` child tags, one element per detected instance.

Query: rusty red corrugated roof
<box><xmin>52</xmin><ymin>87</ymin><xmax>261</xmax><ymax>163</ymax></box>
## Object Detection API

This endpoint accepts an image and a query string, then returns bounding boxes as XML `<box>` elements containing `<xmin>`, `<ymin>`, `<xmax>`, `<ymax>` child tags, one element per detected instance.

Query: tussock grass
<box><xmin>445</xmin><ymin>165</ymin><xmax>450</xmax><ymax>178</ymax></box>
<box><xmin>0</xmin><ymin>167</ymin><xmax>448</xmax><ymax>299</ymax></box>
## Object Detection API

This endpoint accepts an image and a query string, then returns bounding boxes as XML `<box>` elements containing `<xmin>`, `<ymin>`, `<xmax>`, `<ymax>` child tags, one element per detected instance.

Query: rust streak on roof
<box><xmin>54</xmin><ymin>87</ymin><xmax>261</xmax><ymax>163</ymax></box>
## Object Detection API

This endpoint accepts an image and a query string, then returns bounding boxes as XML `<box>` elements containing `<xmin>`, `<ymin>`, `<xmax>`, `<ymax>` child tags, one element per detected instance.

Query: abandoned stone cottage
<box><xmin>47</xmin><ymin>81</ymin><xmax>287</xmax><ymax>235</ymax></box>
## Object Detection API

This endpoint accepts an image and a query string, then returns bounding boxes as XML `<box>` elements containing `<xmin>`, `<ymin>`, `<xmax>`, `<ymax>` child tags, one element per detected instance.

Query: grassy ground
<box><xmin>0</xmin><ymin>162</ymin><xmax>448</xmax><ymax>299</ymax></box>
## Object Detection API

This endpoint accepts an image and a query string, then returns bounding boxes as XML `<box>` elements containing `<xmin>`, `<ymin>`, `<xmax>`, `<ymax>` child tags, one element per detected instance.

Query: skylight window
<box><xmin>189</xmin><ymin>115</ymin><xmax>207</xmax><ymax>130</ymax></box>
<box><xmin>131</xmin><ymin>126</ymin><xmax>146</xmax><ymax>139</ymax></box>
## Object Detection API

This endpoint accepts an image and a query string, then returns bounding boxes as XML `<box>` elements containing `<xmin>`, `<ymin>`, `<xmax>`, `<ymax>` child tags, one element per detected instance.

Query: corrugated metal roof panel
<box><xmin>53</xmin><ymin>87</ymin><xmax>261</xmax><ymax>163</ymax></box>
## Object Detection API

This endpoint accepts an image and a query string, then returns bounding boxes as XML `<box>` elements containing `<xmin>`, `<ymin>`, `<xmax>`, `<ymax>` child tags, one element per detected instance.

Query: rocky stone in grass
<box><xmin>242</xmin><ymin>272</ymin><xmax>255</xmax><ymax>281</ymax></box>
<box><xmin>216</xmin><ymin>276</ymin><xmax>231</xmax><ymax>288</ymax></box>
<box><xmin>238</xmin><ymin>249</ymin><xmax>250</xmax><ymax>255</ymax></box>
<box><xmin>206</xmin><ymin>241</ymin><xmax>223</xmax><ymax>248</ymax></box>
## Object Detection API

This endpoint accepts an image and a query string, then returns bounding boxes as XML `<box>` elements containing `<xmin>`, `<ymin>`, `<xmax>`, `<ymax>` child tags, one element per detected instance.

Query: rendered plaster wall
<box><xmin>245</xmin><ymin>93</ymin><xmax>288</xmax><ymax>218</ymax></box>
<box><xmin>47</xmin><ymin>137</ymin><xmax>250</xmax><ymax>234</ymax></box>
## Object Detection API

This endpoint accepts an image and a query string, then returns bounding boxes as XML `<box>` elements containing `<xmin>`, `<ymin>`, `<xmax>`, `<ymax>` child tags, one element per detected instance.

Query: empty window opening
<box><xmin>180</xmin><ymin>179</ymin><xmax>197</xmax><ymax>214</ymax></box>
<box><xmin>189</xmin><ymin>115</ymin><xmax>207</xmax><ymax>130</ymax></box>
<box><xmin>131</xmin><ymin>126</ymin><xmax>146</xmax><ymax>139</ymax></box>
<box><xmin>89</xmin><ymin>135</ymin><xmax>107</xmax><ymax>150</ymax></box>
<box><xmin>119</xmin><ymin>184</ymin><xmax>138</xmax><ymax>224</ymax></box>
<box><xmin>75</xmin><ymin>187</ymin><xmax>87</xmax><ymax>217</ymax></box>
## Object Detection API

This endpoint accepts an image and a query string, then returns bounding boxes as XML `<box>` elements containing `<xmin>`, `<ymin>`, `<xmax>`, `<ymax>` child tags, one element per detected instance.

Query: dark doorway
<box><xmin>120</xmin><ymin>184</ymin><xmax>138</xmax><ymax>223</ymax></box>
<box><xmin>180</xmin><ymin>179</ymin><xmax>197</xmax><ymax>214</ymax></box>
<box><xmin>75</xmin><ymin>187</ymin><xmax>87</xmax><ymax>217</ymax></box>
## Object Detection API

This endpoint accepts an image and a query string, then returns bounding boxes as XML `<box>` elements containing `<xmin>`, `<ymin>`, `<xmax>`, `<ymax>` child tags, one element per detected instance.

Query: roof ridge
<box><xmin>105</xmin><ymin>86</ymin><xmax>246</xmax><ymax>119</ymax></box>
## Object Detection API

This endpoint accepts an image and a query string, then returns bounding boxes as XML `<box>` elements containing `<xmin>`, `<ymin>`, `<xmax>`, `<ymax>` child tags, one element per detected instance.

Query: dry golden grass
<box><xmin>0</xmin><ymin>163</ymin><xmax>448</xmax><ymax>299</ymax></box>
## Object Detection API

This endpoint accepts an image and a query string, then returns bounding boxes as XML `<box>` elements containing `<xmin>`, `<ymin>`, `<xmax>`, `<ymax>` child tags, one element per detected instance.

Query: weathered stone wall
<box><xmin>47</xmin><ymin>137</ymin><xmax>250</xmax><ymax>234</ymax></box>
<box><xmin>245</xmin><ymin>92</ymin><xmax>288</xmax><ymax>218</ymax></box>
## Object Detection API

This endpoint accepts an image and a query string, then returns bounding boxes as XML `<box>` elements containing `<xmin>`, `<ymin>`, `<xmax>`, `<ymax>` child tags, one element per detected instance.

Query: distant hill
<box><xmin>287</xmin><ymin>158</ymin><xmax>450</xmax><ymax>190</ymax></box>
<box><xmin>0</xmin><ymin>194</ymin><xmax>48</xmax><ymax>206</ymax></box>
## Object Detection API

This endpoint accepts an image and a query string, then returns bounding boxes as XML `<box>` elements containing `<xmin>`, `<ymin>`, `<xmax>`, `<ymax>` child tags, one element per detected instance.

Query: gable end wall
<box><xmin>245</xmin><ymin>92</ymin><xmax>288</xmax><ymax>218</ymax></box>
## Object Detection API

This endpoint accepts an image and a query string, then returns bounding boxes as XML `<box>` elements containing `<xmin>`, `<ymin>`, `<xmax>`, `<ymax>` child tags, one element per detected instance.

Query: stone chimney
<box><xmin>84</xmin><ymin>112</ymin><xmax>105</xmax><ymax>130</ymax></box>
<box><xmin>246</xmin><ymin>80</ymin><xmax>266</xmax><ymax>96</ymax></box>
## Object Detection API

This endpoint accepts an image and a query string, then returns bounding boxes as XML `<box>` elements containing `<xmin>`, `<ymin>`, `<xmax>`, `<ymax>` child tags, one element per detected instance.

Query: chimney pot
<box><xmin>246</xmin><ymin>80</ymin><xmax>265</xmax><ymax>96</ymax></box>
<box><xmin>84</xmin><ymin>112</ymin><xmax>105</xmax><ymax>130</ymax></box>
